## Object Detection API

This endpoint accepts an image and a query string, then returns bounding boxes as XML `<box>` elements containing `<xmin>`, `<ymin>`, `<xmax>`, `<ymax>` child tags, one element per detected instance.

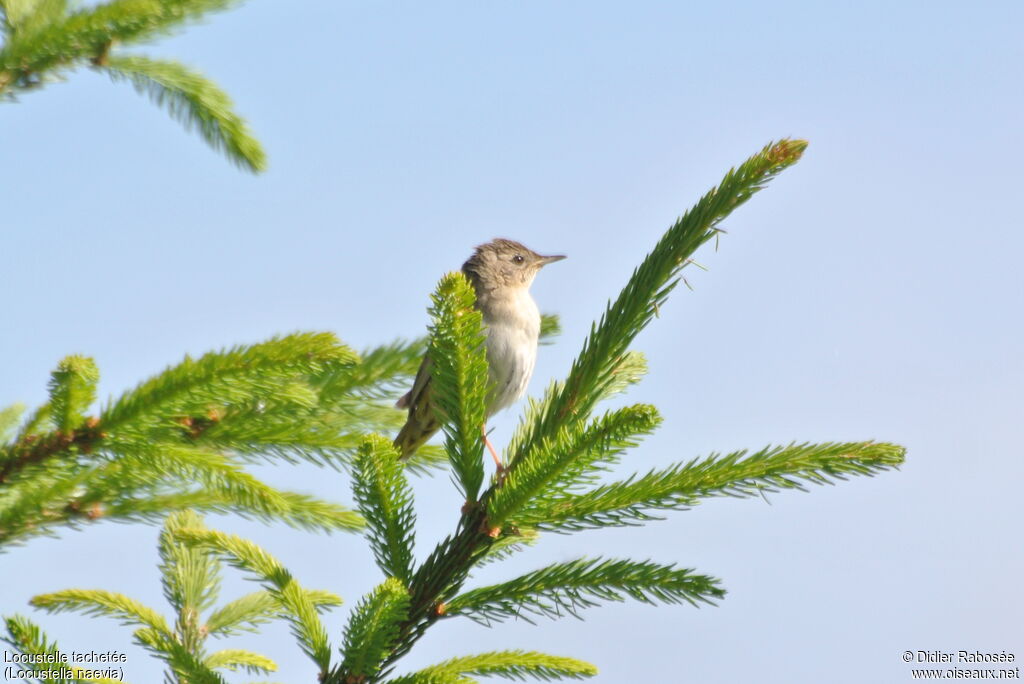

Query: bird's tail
<box><xmin>393</xmin><ymin>420</ymin><xmax>433</xmax><ymax>461</ymax></box>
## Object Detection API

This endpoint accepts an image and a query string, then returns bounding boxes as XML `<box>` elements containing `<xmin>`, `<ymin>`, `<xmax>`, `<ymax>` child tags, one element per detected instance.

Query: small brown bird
<box><xmin>394</xmin><ymin>239</ymin><xmax>565</xmax><ymax>463</ymax></box>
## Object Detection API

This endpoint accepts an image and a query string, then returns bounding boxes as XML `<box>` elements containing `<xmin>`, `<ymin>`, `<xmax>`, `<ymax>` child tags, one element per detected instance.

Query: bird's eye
<box><xmin>512</xmin><ymin>254</ymin><xmax>525</xmax><ymax>264</ymax></box>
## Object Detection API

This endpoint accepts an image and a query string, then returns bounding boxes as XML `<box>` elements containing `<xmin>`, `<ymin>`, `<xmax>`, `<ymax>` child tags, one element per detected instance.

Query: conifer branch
<box><xmin>11</xmin><ymin>513</ymin><xmax>337</xmax><ymax>682</ymax></box>
<box><xmin>385</xmin><ymin>673</ymin><xmax>468</xmax><ymax>684</ymax></box>
<box><xmin>174</xmin><ymin>526</ymin><xmax>335</xmax><ymax>675</ymax></box>
<box><xmin>2</xmin><ymin>614</ymin><xmax>128</xmax><ymax>684</ymax></box>
<box><xmin>100</xmin><ymin>333</ymin><xmax>357</xmax><ymax>433</ymax></box>
<box><xmin>1</xmin><ymin>1</ymin><xmax>53</xmax><ymax>32</ymax></box>
<box><xmin>0</xmin><ymin>0</ymin><xmax>242</xmax><ymax>83</ymax></box>
<box><xmin>389</xmin><ymin>650</ymin><xmax>597</xmax><ymax>683</ymax></box>
<box><xmin>476</xmin><ymin>526</ymin><xmax>540</xmax><ymax>567</ymax></box>
<box><xmin>2</xmin><ymin>334</ymin><xmax>360</xmax><ymax>482</ymax></box>
<box><xmin>402</xmin><ymin>444</ymin><xmax>451</xmax><ymax>476</ymax></box>
<box><xmin>360</xmin><ymin>508</ymin><xmax>495</xmax><ymax>676</ymax></box>
<box><xmin>426</xmin><ymin>273</ymin><xmax>490</xmax><ymax>502</ymax></box>
<box><xmin>488</xmin><ymin>404</ymin><xmax>661</xmax><ymax>529</ymax></box>
<box><xmin>333</xmin><ymin>339</ymin><xmax>428</xmax><ymax>400</ymax></box>
<box><xmin>134</xmin><ymin>626</ymin><xmax>229</xmax><ymax>684</ymax></box>
<box><xmin>538</xmin><ymin>313</ymin><xmax>562</xmax><ymax>346</ymax></box>
<box><xmin>128</xmin><ymin>444</ymin><xmax>357</xmax><ymax>525</ymax></box>
<box><xmin>0</xmin><ymin>417</ymin><xmax>104</xmax><ymax>484</ymax></box>
<box><xmin>104</xmin><ymin>54</ymin><xmax>266</xmax><ymax>172</ymax></box>
<box><xmin>0</xmin><ymin>0</ymin><xmax>265</xmax><ymax>170</ymax></box>
<box><xmin>337</xmin><ymin>578</ymin><xmax>411</xmax><ymax>683</ymax></box>
<box><xmin>204</xmin><ymin>589</ymin><xmax>342</xmax><ymax>638</ymax></box>
<box><xmin>446</xmin><ymin>558</ymin><xmax>723</xmax><ymax>625</ymax></box>
<box><xmin>47</xmin><ymin>355</ymin><xmax>99</xmax><ymax>433</ymax></box>
<box><xmin>17</xmin><ymin>402</ymin><xmax>52</xmax><ymax>441</ymax></box>
<box><xmin>30</xmin><ymin>589</ymin><xmax>172</xmax><ymax>635</ymax></box>
<box><xmin>160</xmin><ymin>510</ymin><xmax>222</xmax><ymax>653</ymax></box>
<box><xmin>504</xmin><ymin>350</ymin><xmax>647</xmax><ymax>483</ymax></box>
<box><xmin>523</xmin><ymin>441</ymin><xmax>905</xmax><ymax>531</ymax></box>
<box><xmin>0</xmin><ymin>403</ymin><xmax>24</xmax><ymax>441</ymax></box>
<box><xmin>0</xmin><ymin>332</ymin><xmax>400</xmax><ymax>546</ymax></box>
<box><xmin>87</xmin><ymin>488</ymin><xmax>355</xmax><ymax>535</ymax></box>
<box><xmin>499</xmin><ymin>140</ymin><xmax>807</xmax><ymax>498</ymax></box>
<box><xmin>353</xmin><ymin>436</ymin><xmax>417</xmax><ymax>585</ymax></box>
<box><xmin>0</xmin><ymin>444</ymin><xmax>364</xmax><ymax>547</ymax></box>
<box><xmin>203</xmin><ymin>649</ymin><xmax>277</xmax><ymax>674</ymax></box>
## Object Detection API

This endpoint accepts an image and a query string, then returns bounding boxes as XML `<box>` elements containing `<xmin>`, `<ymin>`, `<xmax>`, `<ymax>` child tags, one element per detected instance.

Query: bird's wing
<box><xmin>396</xmin><ymin>353</ymin><xmax>432</xmax><ymax>409</ymax></box>
<box><xmin>394</xmin><ymin>353</ymin><xmax>440</xmax><ymax>459</ymax></box>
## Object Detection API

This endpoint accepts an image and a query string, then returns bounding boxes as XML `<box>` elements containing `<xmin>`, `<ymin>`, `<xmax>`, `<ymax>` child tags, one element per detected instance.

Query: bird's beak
<box><xmin>539</xmin><ymin>254</ymin><xmax>567</xmax><ymax>266</ymax></box>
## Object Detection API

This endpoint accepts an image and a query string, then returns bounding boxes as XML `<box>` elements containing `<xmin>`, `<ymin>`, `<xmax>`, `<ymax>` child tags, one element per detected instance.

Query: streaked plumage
<box><xmin>394</xmin><ymin>239</ymin><xmax>565</xmax><ymax>460</ymax></box>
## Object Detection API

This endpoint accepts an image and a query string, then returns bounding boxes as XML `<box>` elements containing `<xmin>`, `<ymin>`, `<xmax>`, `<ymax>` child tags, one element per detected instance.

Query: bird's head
<box><xmin>462</xmin><ymin>238</ymin><xmax>566</xmax><ymax>292</ymax></box>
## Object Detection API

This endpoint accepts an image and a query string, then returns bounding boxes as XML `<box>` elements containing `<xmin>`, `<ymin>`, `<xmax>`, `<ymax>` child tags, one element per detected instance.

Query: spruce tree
<box><xmin>1</xmin><ymin>139</ymin><xmax>906</xmax><ymax>683</ymax></box>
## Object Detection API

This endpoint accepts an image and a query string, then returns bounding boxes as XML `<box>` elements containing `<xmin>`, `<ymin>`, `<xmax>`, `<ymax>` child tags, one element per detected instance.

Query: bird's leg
<box><xmin>482</xmin><ymin>424</ymin><xmax>506</xmax><ymax>481</ymax></box>
<box><xmin>482</xmin><ymin>424</ymin><xmax>501</xmax><ymax>466</ymax></box>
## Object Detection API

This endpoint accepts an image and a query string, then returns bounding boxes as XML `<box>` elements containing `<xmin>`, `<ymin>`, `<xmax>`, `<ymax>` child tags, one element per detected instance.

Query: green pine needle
<box><xmin>47</xmin><ymin>355</ymin><xmax>99</xmax><ymax>432</ymax></box>
<box><xmin>0</xmin><ymin>0</ymin><xmax>264</xmax><ymax>171</ymax></box>
<box><xmin>13</xmin><ymin>401</ymin><xmax>52</xmax><ymax>442</ymax></box>
<box><xmin>0</xmin><ymin>402</ymin><xmax>25</xmax><ymax>442</ymax></box>
<box><xmin>385</xmin><ymin>673</ymin><xmax>470</xmax><ymax>684</ymax></box>
<box><xmin>101</xmin><ymin>332</ymin><xmax>357</xmax><ymax>433</ymax></box>
<box><xmin>527</xmin><ymin>441</ymin><xmax>906</xmax><ymax>531</ymax></box>
<box><xmin>2</xmin><ymin>614</ymin><xmax>127</xmax><ymax>683</ymax></box>
<box><xmin>476</xmin><ymin>526</ymin><xmax>540</xmax><ymax>568</ymax></box>
<box><xmin>204</xmin><ymin>588</ymin><xmax>341</xmax><ymax>638</ymax></box>
<box><xmin>104</xmin><ymin>54</ymin><xmax>266</xmax><ymax>172</ymax></box>
<box><xmin>393</xmin><ymin>650</ymin><xmax>597</xmax><ymax>682</ymax></box>
<box><xmin>353</xmin><ymin>435</ymin><xmax>417</xmax><ymax>584</ymax></box>
<box><xmin>173</xmin><ymin>526</ymin><xmax>334</xmax><ymax>674</ymax></box>
<box><xmin>426</xmin><ymin>273</ymin><xmax>490</xmax><ymax>501</ymax></box>
<box><xmin>81</xmin><ymin>444</ymin><xmax>363</xmax><ymax>531</ymax></box>
<box><xmin>18</xmin><ymin>513</ymin><xmax>339</xmax><ymax>682</ymax></box>
<box><xmin>502</xmin><ymin>140</ymin><xmax>807</xmax><ymax>478</ymax></box>
<box><xmin>339</xmin><ymin>577</ymin><xmax>411</xmax><ymax>680</ymax></box>
<box><xmin>134</xmin><ymin>626</ymin><xmax>228</xmax><ymax>684</ymax></box>
<box><xmin>55</xmin><ymin>487</ymin><xmax>350</xmax><ymax>537</ymax></box>
<box><xmin>30</xmin><ymin>588</ymin><xmax>172</xmax><ymax>634</ymax></box>
<box><xmin>203</xmin><ymin>648</ymin><xmax>277</xmax><ymax>674</ymax></box>
<box><xmin>489</xmin><ymin>404</ymin><xmax>662</xmax><ymax>529</ymax></box>
<box><xmin>447</xmin><ymin>558</ymin><xmax>724</xmax><ymax>625</ymax></box>
<box><xmin>159</xmin><ymin>511</ymin><xmax>222</xmax><ymax>618</ymax></box>
<box><xmin>402</xmin><ymin>443</ymin><xmax>452</xmax><ymax>476</ymax></box>
<box><xmin>330</xmin><ymin>338</ymin><xmax>427</xmax><ymax>400</ymax></box>
<box><xmin>1</xmin><ymin>0</ymin><xmax>242</xmax><ymax>76</ymax></box>
<box><xmin>538</xmin><ymin>314</ymin><xmax>562</xmax><ymax>346</ymax></box>
<box><xmin>2</xmin><ymin>0</ymin><xmax>50</xmax><ymax>31</ymax></box>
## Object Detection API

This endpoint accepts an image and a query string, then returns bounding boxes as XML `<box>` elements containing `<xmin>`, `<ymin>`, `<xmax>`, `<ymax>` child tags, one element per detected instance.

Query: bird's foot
<box><xmin>482</xmin><ymin>424</ymin><xmax>509</xmax><ymax>485</ymax></box>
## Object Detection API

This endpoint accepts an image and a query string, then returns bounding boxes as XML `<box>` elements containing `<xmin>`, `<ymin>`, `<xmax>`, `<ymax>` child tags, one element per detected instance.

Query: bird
<box><xmin>394</xmin><ymin>238</ymin><xmax>565</xmax><ymax>465</ymax></box>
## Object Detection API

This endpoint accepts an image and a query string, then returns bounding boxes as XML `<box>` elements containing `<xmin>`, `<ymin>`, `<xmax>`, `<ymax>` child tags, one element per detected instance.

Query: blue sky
<box><xmin>2</xmin><ymin>1</ymin><xmax>1022</xmax><ymax>682</ymax></box>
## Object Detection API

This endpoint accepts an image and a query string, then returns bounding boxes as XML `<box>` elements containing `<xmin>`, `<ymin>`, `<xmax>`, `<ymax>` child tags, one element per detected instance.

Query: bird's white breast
<box><xmin>482</xmin><ymin>288</ymin><xmax>540</xmax><ymax>415</ymax></box>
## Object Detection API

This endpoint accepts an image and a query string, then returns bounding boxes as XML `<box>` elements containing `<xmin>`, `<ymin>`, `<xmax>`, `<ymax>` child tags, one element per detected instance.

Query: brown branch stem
<box><xmin>0</xmin><ymin>421</ymin><xmax>105</xmax><ymax>484</ymax></box>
